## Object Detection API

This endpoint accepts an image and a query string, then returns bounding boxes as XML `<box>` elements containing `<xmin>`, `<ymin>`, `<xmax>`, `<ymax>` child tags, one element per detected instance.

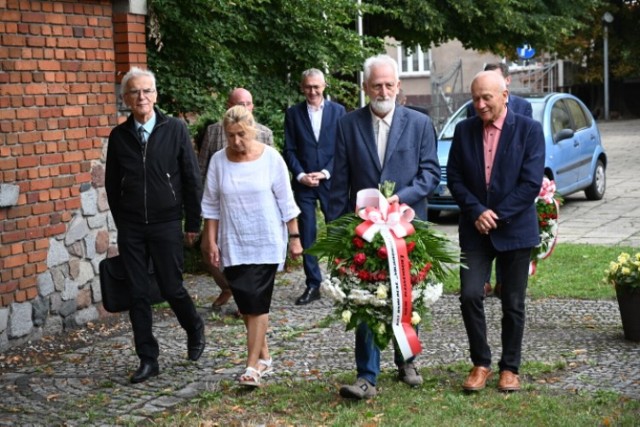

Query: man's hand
<box><xmin>300</xmin><ymin>172</ymin><xmax>326</xmax><ymax>187</ymax></box>
<box><xmin>475</xmin><ymin>209</ymin><xmax>499</xmax><ymax>235</ymax></box>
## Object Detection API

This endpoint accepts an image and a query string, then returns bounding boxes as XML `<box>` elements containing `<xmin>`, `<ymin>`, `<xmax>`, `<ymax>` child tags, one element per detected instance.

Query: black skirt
<box><xmin>223</xmin><ymin>264</ymin><xmax>278</xmax><ymax>315</ymax></box>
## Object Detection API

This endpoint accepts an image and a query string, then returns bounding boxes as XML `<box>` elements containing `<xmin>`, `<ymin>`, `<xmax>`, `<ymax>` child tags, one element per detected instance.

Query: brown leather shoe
<box><xmin>462</xmin><ymin>366</ymin><xmax>492</xmax><ymax>391</ymax></box>
<box><xmin>498</xmin><ymin>370</ymin><xmax>521</xmax><ymax>392</ymax></box>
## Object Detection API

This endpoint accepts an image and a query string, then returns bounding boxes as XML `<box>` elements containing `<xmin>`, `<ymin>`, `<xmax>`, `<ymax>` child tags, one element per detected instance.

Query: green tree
<box><xmin>147</xmin><ymin>0</ymin><xmax>381</xmax><ymax>145</ymax></box>
<box><xmin>147</xmin><ymin>0</ymin><xmax>606</xmax><ymax>139</ymax></box>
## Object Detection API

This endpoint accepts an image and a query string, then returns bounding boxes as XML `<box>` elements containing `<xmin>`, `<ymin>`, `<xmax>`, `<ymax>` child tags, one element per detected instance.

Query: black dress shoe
<box><xmin>295</xmin><ymin>287</ymin><xmax>321</xmax><ymax>305</ymax></box>
<box><xmin>187</xmin><ymin>324</ymin><xmax>206</xmax><ymax>361</ymax></box>
<box><xmin>130</xmin><ymin>361</ymin><xmax>159</xmax><ymax>384</ymax></box>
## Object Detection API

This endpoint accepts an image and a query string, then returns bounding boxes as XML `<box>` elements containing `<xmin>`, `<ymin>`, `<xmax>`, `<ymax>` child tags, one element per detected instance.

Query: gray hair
<box><xmin>364</xmin><ymin>54</ymin><xmax>399</xmax><ymax>82</ymax></box>
<box><xmin>120</xmin><ymin>67</ymin><xmax>156</xmax><ymax>98</ymax></box>
<box><xmin>301</xmin><ymin>68</ymin><xmax>325</xmax><ymax>83</ymax></box>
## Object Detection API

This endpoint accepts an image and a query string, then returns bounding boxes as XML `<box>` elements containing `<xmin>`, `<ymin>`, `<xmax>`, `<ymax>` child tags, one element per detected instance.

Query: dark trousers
<box><xmin>459</xmin><ymin>241</ymin><xmax>532</xmax><ymax>373</ymax></box>
<box><xmin>295</xmin><ymin>188</ymin><xmax>329</xmax><ymax>289</ymax></box>
<box><xmin>117</xmin><ymin>220</ymin><xmax>202</xmax><ymax>362</ymax></box>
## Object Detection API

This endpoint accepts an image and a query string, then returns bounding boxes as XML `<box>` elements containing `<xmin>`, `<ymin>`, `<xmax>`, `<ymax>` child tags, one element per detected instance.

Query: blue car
<box><xmin>428</xmin><ymin>93</ymin><xmax>607</xmax><ymax>218</ymax></box>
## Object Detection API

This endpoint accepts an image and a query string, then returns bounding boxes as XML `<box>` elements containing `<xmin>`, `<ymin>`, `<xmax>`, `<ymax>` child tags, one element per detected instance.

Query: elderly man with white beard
<box><xmin>327</xmin><ymin>54</ymin><xmax>441</xmax><ymax>399</ymax></box>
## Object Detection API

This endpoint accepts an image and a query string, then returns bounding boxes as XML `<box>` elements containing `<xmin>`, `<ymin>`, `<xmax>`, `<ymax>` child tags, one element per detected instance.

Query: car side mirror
<box><xmin>554</xmin><ymin>128</ymin><xmax>574</xmax><ymax>143</ymax></box>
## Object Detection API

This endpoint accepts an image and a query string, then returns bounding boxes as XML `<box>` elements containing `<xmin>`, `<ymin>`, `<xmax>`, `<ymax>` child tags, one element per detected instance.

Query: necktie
<box><xmin>377</xmin><ymin>119</ymin><xmax>387</xmax><ymax>167</ymax></box>
<box><xmin>138</xmin><ymin>126</ymin><xmax>146</xmax><ymax>145</ymax></box>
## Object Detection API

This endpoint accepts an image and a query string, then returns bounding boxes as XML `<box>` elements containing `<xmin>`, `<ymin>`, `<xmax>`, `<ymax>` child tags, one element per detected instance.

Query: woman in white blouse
<box><xmin>201</xmin><ymin>105</ymin><xmax>303</xmax><ymax>387</ymax></box>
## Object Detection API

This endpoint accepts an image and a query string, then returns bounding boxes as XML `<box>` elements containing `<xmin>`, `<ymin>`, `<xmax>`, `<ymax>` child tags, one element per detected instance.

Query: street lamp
<box><xmin>602</xmin><ymin>12</ymin><xmax>614</xmax><ymax>121</ymax></box>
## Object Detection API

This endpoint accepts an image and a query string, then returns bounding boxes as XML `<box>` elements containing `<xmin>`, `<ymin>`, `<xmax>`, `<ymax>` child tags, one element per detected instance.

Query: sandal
<box><xmin>258</xmin><ymin>358</ymin><xmax>273</xmax><ymax>377</ymax></box>
<box><xmin>238</xmin><ymin>366</ymin><xmax>261</xmax><ymax>387</ymax></box>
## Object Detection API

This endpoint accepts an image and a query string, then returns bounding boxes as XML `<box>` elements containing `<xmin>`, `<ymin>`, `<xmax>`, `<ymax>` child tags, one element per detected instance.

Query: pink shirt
<box><xmin>482</xmin><ymin>108</ymin><xmax>507</xmax><ymax>187</ymax></box>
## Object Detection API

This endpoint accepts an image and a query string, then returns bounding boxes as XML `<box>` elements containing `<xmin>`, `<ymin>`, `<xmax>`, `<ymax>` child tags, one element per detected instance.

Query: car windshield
<box><xmin>438</xmin><ymin>105</ymin><xmax>468</xmax><ymax>140</ymax></box>
<box><xmin>439</xmin><ymin>98</ymin><xmax>546</xmax><ymax>141</ymax></box>
<box><xmin>530</xmin><ymin>101</ymin><xmax>544</xmax><ymax>123</ymax></box>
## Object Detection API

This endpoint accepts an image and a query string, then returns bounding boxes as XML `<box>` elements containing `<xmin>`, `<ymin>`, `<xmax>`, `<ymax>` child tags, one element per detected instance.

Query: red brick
<box><xmin>65</xmin><ymin>198</ymin><xmax>80</xmax><ymax>210</ymax></box>
<box><xmin>10</xmin><ymin>243</ymin><xmax>22</xmax><ymax>255</ymax></box>
<box><xmin>17</xmin><ymin>156</ymin><xmax>38</xmax><ymax>168</ymax></box>
<box><xmin>1</xmin><ymin>35</ymin><xmax>25</xmax><ymax>46</ymax></box>
<box><xmin>62</xmin><ymin>106</ymin><xmax>82</xmax><ymax>117</ymax></box>
<box><xmin>0</xmin><ymin>282</ymin><xmax>18</xmax><ymax>295</ymax></box>
<box><xmin>64</xmin><ymin>128</ymin><xmax>86</xmax><ymax>140</ymax></box>
<box><xmin>3</xmin><ymin>253</ymin><xmax>27</xmax><ymax>268</ymax></box>
<box><xmin>18</xmin><ymin>131</ymin><xmax>40</xmax><ymax>144</ymax></box>
<box><xmin>42</xmin><ymin>130</ymin><xmax>64</xmax><ymax>142</ymax></box>
<box><xmin>14</xmin><ymin>290</ymin><xmax>27</xmax><ymax>303</ymax></box>
<box><xmin>26</xmin><ymin>36</ymin><xmax>46</xmax><ymax>47</ymax></box>
<box><xmin>27</xmin><ymin>250</ymin><xmax>46</xmax><ymax>263</ymax></box>
<box><xmin>32</xmin><ymin>201</ymin><xmax>53</xmax><ymax>215</ymax></box>
<box><xmin>62</xmin><ymin>151</ymin><xmax>83</xmax><ymax>163</ymax></box>
<box><xmin>0</xmin><ymin>10</ymin><xmax>21</xmax><ymax>22</ymax></box>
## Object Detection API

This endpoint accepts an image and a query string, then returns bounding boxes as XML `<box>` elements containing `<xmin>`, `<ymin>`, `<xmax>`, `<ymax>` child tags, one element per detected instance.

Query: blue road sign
<box><xmin>517</xmin><ymin>44</ymin><xmax>536</xmax><ymax>60</ymax></box>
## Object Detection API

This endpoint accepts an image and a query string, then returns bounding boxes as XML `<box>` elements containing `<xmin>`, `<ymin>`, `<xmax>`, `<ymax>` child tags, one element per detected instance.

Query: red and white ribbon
<box><xmin>355</xmin><ymin>189</ymin><xmax>421</xmax><ymax>360</ymax></box>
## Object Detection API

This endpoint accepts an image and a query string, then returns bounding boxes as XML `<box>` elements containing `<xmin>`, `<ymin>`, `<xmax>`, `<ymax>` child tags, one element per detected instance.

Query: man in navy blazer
<box><xmin>327</xmin><ymin>55</ymin><xmax>440</xmax><ymax>399</ymax></box>
<box><xmin>284</xmin><ymin>69</ymin><xmax>346</xmax><ymax>306</ymax></box>
<box><xmin>467</xmin><ymin>63</ymin><xmax>533</xmax><ymax>298</ymax></box>
<box><xmin>447</xmin><ymin>71</ymin><xmax>545</xmax><ymax>393</ymax></box>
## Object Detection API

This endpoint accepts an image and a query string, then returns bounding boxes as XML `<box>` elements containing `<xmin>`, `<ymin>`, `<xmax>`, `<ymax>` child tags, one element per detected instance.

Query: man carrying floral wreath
<box><xmin>327</xmin><ymin>54</ymin><xmax>440</xmax><ymax>399</ymax></box>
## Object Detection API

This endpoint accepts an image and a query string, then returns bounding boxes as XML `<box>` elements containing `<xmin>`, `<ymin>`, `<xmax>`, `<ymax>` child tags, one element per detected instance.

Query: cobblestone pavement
<box><xmin>1</xmin><ymin>119</ymin><xmax>639</xmax><ymax>426</ymax></box>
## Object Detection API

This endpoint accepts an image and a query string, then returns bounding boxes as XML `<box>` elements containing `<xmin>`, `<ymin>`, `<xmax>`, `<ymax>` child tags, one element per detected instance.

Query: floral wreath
<box><xmin>307</xmin><ymin>182</ymin><xmax>459</xmax><ymax>354</ymax></box>
<box><xmin>529</xmin><ymin>177</ymin><xmax>563</xmax><ymax>275</ymax></box>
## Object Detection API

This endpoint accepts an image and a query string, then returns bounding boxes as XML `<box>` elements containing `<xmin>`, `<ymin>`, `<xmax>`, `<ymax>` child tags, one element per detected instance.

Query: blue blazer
<box><xmin>466</xmin><ymin>94</ymin><xmax>533</xmax><ymax>118</ymax></box>
<box><xmin>327</xmin><ymin>105</ymin><xmax>440</xmax><ymax>221</ymax></box>
<box><xmin>447</xmin><ymin>109</ymin><xmax>545</xmax><ymax>252</ymax></box>
<box><xmin>283</xmin><ymin>100</ymin><xmax>346</xmax><ymax>196</ymax></box>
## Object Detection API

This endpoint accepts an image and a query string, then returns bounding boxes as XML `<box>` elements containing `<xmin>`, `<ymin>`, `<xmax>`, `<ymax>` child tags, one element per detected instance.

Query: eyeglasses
<box><xmin>127</xmin><ymin>88</ymin><xmax>156</xmax><ymax>97</ymax></box>
<box><xmin>302</xmin><ymin>85</ymin><xmax>324</xmax><ymax>91</ymax></box>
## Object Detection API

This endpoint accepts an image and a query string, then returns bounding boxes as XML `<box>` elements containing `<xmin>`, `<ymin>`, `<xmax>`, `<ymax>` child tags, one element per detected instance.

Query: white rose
<box><xmin>375</xmin><ymin>284</ymin><xmax>388</xmax><ymax>299</ymax></box>
<box><xmin>411</xmin><ymin>311</ymin><xmax>421</xmax><ymax>325</ymax></box>
<box><xmin>342</xmin><ymin>310</ymin><xmax>352</xmax><ymax>324</ymax></box>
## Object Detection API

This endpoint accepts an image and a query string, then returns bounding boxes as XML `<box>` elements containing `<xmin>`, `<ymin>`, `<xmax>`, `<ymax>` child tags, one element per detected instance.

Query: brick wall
<box><xmin>0</xmin><ymin>0</ymin><xmax>147</xmax><ymax>350</ymax></box>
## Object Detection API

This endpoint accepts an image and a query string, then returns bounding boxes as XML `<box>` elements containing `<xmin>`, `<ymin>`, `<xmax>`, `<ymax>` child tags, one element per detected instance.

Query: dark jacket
<box><xmin>283</xmin><ymin>99</ymin><xmax>346</xmax><ymax>195</ymax></box>
<box><xmin>447</xmin><ymin>109</ymin><xmax>545</xmax><ymax>252</ymax></box>
<box><xmin>105</xmin><ymin>108</ymin><xmax>202</xmax><ymax>232</ymax></box>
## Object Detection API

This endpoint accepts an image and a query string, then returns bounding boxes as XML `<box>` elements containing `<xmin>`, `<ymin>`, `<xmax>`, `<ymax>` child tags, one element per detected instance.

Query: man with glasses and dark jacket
<box><xmin>105</xmin><ymin>67</ymin><xmax>205</xmax><ymax>384</ymax></box>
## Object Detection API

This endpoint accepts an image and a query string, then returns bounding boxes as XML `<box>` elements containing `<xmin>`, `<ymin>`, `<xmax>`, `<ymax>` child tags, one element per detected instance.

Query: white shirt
<box><xmin>201</xmin><ymin>146</ymin><xmax>300</xmax><ymax>268</ymax></box>
<box><xmin>372</xmin><ymin>107</ymin><xmax>394</xmax><ymax>166</ymax></box>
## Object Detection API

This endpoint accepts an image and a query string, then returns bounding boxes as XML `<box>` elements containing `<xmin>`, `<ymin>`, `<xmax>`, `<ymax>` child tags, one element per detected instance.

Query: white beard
<box><xmin>371</xmin><ymin>96</ymin><xmax>396</xmax><ymax>116</ymax></box>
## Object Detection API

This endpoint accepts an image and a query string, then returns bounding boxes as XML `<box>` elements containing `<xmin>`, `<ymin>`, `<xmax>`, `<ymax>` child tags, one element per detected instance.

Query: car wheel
<box><xmin>427</xmin><ymin>210</ymin><xmax>441</xmax><ymax>221</ymax></box>
<box><xmin>584</xmin><ymin>159</ymin><xmax>605</xmax><ymax>200</ymax></box>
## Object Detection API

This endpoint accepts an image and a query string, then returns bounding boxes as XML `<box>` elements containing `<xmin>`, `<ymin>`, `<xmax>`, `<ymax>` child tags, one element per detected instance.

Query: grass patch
<box><xmin>442</xmin><ymin>243</ymin><xmax>636</xmax><ymax>300</ymax></box>
<box><xmin>152</xmin><ymin>364</ymin><xmax>640</xmax><ymax>426</ymax></box>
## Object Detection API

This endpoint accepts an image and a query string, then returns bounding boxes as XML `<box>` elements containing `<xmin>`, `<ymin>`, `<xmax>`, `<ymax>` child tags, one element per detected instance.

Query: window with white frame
<box><xmin>397</xmin><ymin>44</ymin><xmax>431</xmax><ymax>76</ymax></box>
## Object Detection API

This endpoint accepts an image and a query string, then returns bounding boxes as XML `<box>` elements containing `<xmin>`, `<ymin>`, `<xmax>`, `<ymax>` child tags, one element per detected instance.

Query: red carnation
<box><xmin>377</xmin><ymin>246</ymin><xmax>388</xmax><ymax>259</ymax></box>
<box><xmin>376</xmin><ymin>270</ymin><xmax>387</xmax><ymax>281</ymax></box>
<box><xmin>358</xmin><ymin>269</ymin><xmax>371</xmax><ymax>281</ymax></box>
<box><xmin>354</xmin><ymin>252</ymin><xmax>367</xmax><ymax>265</ymax></box>
<box><xmin>407</xmin><ymin>241</ymin><xmax>416</xmax><ymax>252</ymax></box>
<box><xmin>352</xmin><ymin>237</ymin><xmax>365</xmax><ymax>249</ymax></box>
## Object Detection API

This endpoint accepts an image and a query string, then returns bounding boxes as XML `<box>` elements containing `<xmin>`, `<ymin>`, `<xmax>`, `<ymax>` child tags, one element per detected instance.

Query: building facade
<box><xmin>0</xmin><ymin>0</ymin><xmax>147</xmax><ymax>351</ymax></box>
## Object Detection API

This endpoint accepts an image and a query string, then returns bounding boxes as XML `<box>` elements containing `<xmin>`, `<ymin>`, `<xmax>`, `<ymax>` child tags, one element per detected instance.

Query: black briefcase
<box><xmin>99</xmin><ymin>255</ymin><xmax>164</xmax><ymax>313</ymax></box>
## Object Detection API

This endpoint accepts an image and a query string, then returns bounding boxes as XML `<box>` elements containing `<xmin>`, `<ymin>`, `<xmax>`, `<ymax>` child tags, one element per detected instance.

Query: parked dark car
<box><xmin>428</xmin><ymin>93</ymin><xmax>607</xmax><ymax>218</ymax></box>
